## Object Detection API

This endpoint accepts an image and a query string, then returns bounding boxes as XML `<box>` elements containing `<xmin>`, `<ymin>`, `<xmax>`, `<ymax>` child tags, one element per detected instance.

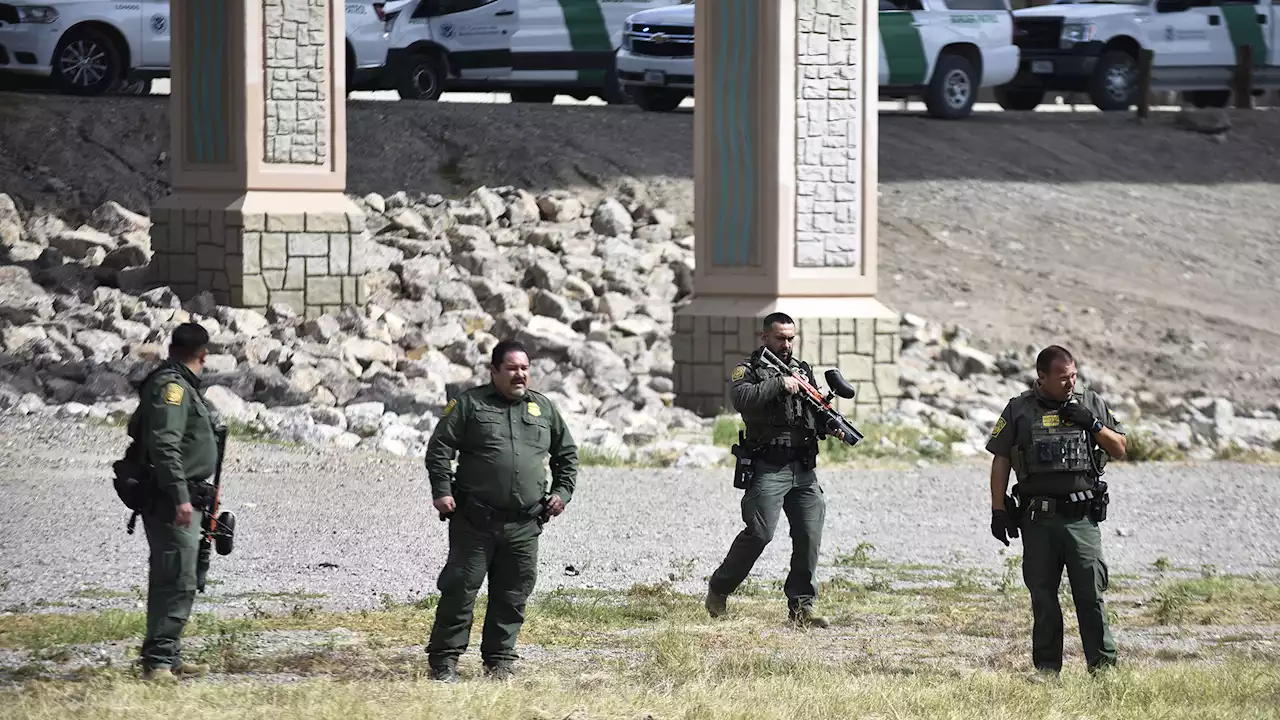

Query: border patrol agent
<box><xmin>987</xmin><ymin>344</ymin><xmax>1127</xmax><ymax>678</ymax></box>
<box><xmin>424</xmin><ymin>339</ymin><xmax>579</xmax><ymax>682</ymax></box>
<box><xmin>134</xmin><ymin>323</ymin><xmax>221</xmax><ymax>682</ymax></box>
<box><xmin>705</xmin><ymin>312</ymin><xmax>841</xmax><ymax>628</ymax></box>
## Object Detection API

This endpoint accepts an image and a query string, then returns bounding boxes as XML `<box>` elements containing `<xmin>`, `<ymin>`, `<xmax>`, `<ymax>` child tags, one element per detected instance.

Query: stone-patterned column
<box><xmin>674</xmin><ymin>0</ymin><xmax>901</xmax><ymax>419</ymax></box>
<box><xmin>148</xmin><ymin>0</ymin><xmax>375</xmax><ymax>319</ymax></box>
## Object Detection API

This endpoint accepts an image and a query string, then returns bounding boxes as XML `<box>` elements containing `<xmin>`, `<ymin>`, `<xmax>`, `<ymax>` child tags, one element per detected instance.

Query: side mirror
<box><xmin>825</xmin><ymin>368</ymin><xmax>858</xmax><ymax>400</ymax></box>
<box><xmin>1155</xmin><ymin>0</ymin><xmax>1190</xmax><ymax>13</ymax></box>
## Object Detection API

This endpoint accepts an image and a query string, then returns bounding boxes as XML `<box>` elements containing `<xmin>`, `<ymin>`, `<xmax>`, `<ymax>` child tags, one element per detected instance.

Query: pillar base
<box><xmin>149</xmin><ymin>191</ymin><xmax>374</xmax><ymax>319</ymax></box>
<box><xmin>672</xmin><ymin>296</ymin><xmax>902</xmax><ymax>418</ymax></box>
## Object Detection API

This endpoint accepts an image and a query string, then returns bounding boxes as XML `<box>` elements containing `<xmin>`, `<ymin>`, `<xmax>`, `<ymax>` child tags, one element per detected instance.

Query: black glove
<box><xmin>991</xmin><ymin>509</ymin><xmax>1019</xmax><ymax>546</ymax></box>
<box><xmin>1060</xmin><ymin>401</ymin><xmax>1096</xmax><ymax>430</ymax></box>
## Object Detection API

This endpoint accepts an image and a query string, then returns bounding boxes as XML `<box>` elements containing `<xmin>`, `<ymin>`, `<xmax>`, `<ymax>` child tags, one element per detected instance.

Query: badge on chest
<box><xmin>526</xmin><ymin>402</ymin><xmax>541</xmax><ymax>418</ymax></box>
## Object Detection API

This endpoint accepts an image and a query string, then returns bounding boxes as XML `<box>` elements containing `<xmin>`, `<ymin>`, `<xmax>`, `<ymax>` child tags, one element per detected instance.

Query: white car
<box><xmin>0</xmin><ymin>1</ymin><xmax>400</xmax><ymax>95</ymax></box>
<box><xmin>615</xmin><ymin>0</ymin><xmax>1023</xmax><ymax>119</ymax></box>
<box><xmin>382</xmin><ymin>0</ymin><xmax>687</xmax><ymax>102</ymax></box>
<box><xmin>997</xmin><ymin>0</ymin><xmax>1280</xmax><ymax>111</ymax></box>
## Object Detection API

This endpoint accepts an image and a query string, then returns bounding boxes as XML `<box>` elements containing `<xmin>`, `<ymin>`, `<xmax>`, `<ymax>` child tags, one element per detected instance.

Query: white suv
<box><xmin>616</xmin><ymin>0</ymin><xmax>1023</xmax><ymax>119</ymax></box>
<box><xmin>615</xmin><ymin>2</ymin><xmax>694</xmax><ymax>112</ymax></box>
<box><xmin>0</xmin><ymin>1</ymin><xmax>400</xmax><ymax>95</ymax></box>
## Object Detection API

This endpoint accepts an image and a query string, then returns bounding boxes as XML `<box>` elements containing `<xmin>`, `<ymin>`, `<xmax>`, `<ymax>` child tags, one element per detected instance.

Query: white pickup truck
<box><xmin>996</xmin><ymin>0</ymin><xmax>1280</xmax><ymax>111</ymax></box>
<box><xmin>615</xmin><ymin>0</ymin><xmax>1024</xmax><ymax>119</ymax></box>
<box><xmin>0</xmin><ymin>1</ymin><xmax>401</xmax><ymax>95</ymax></box>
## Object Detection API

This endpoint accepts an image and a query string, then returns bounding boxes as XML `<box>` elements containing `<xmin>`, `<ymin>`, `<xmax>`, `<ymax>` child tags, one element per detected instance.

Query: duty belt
<box><xmin>457</xmin><ymin>494</ymin><xmax>544</xmax><ymax>525</ymax></box>
<box><xmin>1024</xmin><ymin>488</ymin><xmax>1098</xmax><ymax>519</ymax></box>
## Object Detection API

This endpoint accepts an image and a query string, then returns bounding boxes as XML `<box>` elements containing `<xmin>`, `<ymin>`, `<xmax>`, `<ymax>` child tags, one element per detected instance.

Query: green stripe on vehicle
<box><xmin>881</xmin><ymin>11</ymin><xmax>928</xmax><ymax>86</ymax></box>
<box><xmin>1220</xmin><ymin>5</ymin><xmax>1268</xmax><ymax>67</ymax></box>
<box><xmin>556</xmin><ymin>0</ymin><xmax>612</xmax><ymax>82</ymax></box>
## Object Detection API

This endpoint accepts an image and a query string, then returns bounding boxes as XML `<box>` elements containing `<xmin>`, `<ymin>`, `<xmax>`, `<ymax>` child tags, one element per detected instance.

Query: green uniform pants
<box><xmin>426</xmin><ymin>510</ymin><xmax>543</xmax><ymax>668</ymax></box>
<box><xmin>709</xmin><ymin>459</ymin><xmax>826</xmax><ymax>610</ymax></box>
<box><xmin>141</xmin><ymin>505</ymin><xmax>204</xmax><ymax>669</ymax></box>
<box><xmin>1021</xmin><ymin>513</ymin><xmax>1117</xmax><ymax>671</ymax></box>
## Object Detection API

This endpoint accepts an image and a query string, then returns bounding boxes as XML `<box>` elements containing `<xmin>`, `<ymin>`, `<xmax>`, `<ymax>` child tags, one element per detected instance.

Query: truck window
<box><xmin>412</xmin><ymin>0</ymin><xmax>497</xmax><ymax>18</ymax></box>
<box><xmin>881</xmin><ymin>0</ymin><xmax>926</xmax><ymax>10</ymax></box>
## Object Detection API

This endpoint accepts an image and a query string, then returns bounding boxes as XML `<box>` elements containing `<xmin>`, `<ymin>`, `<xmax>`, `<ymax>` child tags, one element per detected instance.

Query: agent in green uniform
<box><xmin>424</xmin><ymin>339</ymin><xmax>579</xmax><ymax>682</ymax></box>
<box><xmin>705</xmin><ymin>312</ymin><xmax>846</xmax><ymax>628</ymax></box>
<box><xmin>135</xmin><ymin>323</ymin><xmax>221</xmax><ymax>682</ymax></box>
<box><xmin>987</xmin><ymin>344</ymin><xmax>1127</xmax><ymax>679</ymax></box>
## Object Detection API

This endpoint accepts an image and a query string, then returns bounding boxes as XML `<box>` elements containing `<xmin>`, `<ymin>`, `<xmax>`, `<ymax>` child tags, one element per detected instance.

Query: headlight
<box><xmin>1060</xmin><ymin>23</ymin><xmax>1096</xmax><ymax>46</ymax></box>
<box><xmin>16</xmin><ymin>6</ymin><xmax>60</xmax><ymax>23</ymax></box>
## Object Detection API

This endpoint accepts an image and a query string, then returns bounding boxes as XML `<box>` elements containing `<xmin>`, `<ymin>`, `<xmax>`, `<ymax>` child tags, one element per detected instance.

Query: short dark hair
<box><xmin>762</xmin><ymin>312</ymin><xmax>795</xmax><ymax>331</ymax></box>
<box><xmin>490</xmin><ymin>339</ymin><xmax>529</xmax><ymax>367</ymax></box>
<box><xmin>1036</xmin><ymin>345</ymin><xmax>1075</xmax><ymax>375</ymax></box>
<box><xmin>170</xmin><ymin>323</ymin><xmax>210</xmax><ymax>361</ymax></box>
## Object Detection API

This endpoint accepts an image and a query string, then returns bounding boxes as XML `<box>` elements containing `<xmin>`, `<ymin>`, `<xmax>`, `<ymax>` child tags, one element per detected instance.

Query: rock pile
<box><xmin>1</xmin><ymin>187</ymin><xmax>1275</xmax><ymax>466</ymax></box>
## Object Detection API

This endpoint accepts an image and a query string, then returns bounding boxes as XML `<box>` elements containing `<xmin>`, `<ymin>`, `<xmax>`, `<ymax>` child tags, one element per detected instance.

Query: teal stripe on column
<box><xmin>186</xmin><ymin>0</ymin><xmax>230</xmax><ymax>165</ymax></box>
<box><xmin>710</xmin><ymin>0</ymin><xmax>758</xmax><ymax>267</ymax></box>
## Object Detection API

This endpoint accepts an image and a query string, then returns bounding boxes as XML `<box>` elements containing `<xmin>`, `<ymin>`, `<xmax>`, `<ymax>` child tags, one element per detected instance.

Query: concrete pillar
<box><xmin>149</xmin><ymin>0</ymin><xmax>372</xmax><ymax>319</ymax></box>
<box><xmin>673</xmin><ymin>0</ymin><xmax>902</xmax><ymax>418</ymax></box>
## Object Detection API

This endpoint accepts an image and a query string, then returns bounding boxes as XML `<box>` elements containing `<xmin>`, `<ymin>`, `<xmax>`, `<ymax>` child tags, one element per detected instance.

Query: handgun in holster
<box><xmin>730</xmin><ymin>430</ymin><xmax>757</xmax><ymax>490</ymax></box>
<box><xmin>1089</xmin><ymin>480</ymin><xmax>1110</xmax><ymax>523</ymax></box>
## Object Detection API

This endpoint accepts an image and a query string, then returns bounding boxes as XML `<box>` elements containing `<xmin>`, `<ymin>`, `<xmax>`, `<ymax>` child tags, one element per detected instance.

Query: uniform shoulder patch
<box><xmin>990</xmin><ymin>416</ymin><xmax>1006</xmax><ymax>438</ymax></box>
<box><xmin>442</xmin><ymin>399</ymin><xmax>457</xmax><ymax>417</ymax></box>
<box><xmin>731</xmin><ymin>365</ymin><xmax>747</xmax><ymax>382</ymax></box>
<box><xmin>162</xmin><ymin>382</ymin><xmax>184</xmax><ymax>406</ymax></box>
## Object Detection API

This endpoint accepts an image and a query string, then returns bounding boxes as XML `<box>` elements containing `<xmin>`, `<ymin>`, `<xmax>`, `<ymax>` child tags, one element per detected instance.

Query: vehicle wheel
<box><xmin>51</xmin><ymin>26</ymin><xmax>121</xmax><ymax>96</ymax></box>
<box><xmin>113</xmin><ymin>78</ymin><xmax>152</xmax><ymax>95</ymax></box>
<box><xmin>994</xmin><ymin>86</ymin><xmax>1044</xmax><ymax>111</ymax></box>
<box><xmin>1088</xmin><ymin>50</ymin><xmax>1138</xmax><ymax>111</ymax></box>
<box><xmin>396</xmin><ymin>52</ymin><xmax>445</xmax><ymax>100</ymax></box>
<box><xmin>1183</xmin><ymin>90</ymin><xmax>1230</xmax><ymax>109</ymax></box>
<box><xmin>600</xmin><ymin>63</ymin><xmax>630</xmax><ymax>105</ymax></box>
<box><xmin>632</xmin><ymin>87</ymin><xmax>684</xmax><ymax>112</ymax></box>
<box><xmin>924</xmin><ymin>53</ymin><xmax>978</xmax><ymax>119</ymax></box>
<box><xmin>510</xmin><ymin>89</ymin><xmax>556</xmax><ymax>103</ymax></box>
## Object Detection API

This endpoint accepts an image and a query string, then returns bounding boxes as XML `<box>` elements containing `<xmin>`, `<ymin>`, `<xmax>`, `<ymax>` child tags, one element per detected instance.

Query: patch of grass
<box><xmin>1119</xmin><ymin>429</ymin><xmax>1189</xmax><ymax>462</ymax></box>
<box><xmin>1144</xmin><ymin>575</ymin><xmax>1280</xmax><ymax>626</ymax></box>
<box><xmin>1214</xmin><ymin>442</ymin><xmax>1280</xmax><ymax>464</ymax></box>
<box><xmin>711</xmin><ymin>414</ymin><xmax>743</xmax><ymax>446</ymax></box>
<box><xmin>576</xmin><ymin>445</ymin><xmax>630</xmax><ymax>467</ymax></box>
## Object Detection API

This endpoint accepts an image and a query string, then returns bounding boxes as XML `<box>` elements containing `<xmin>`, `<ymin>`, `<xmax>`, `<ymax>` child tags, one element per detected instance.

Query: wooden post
<box><xmin>1233</xmin><ymin>44</ymin><xmax>1254</xmax><ymax>110</ymax></box>
<box><xmin>1137</xmin><ymin>48</ymin><xmax>1154</xmax><ymax>119</ymax></box>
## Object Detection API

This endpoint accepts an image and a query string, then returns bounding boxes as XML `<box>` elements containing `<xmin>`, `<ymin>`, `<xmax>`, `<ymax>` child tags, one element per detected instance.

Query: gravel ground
<box><xmin>1</xmin><ymin>413</ymin><xmax>1277</xmax><ymax>615</ymax></box>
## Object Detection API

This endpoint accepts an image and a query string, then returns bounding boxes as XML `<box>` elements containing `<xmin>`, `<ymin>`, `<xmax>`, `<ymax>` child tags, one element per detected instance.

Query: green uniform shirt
<box><xmin>139</xmin><ymin>361</ymin><xmax>219</xmax><ymax>507</ymax></box>
<box><xmin>425</xmin><ymin>383</ymin><xmax>579</xmax><ymax>512</ymax></box>
<box><xmin>986</xmin><ymin>385</ymin><xmax>1124</xmax><ymax>495</ymax></box>
<box><xmin>730</xmin><ymin>348</ymin><xmax>824</xmax><ymax>444</ymax></box>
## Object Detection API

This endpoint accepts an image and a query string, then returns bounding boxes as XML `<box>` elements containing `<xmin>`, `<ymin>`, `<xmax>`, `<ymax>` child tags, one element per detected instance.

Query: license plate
<box><xmin>1031</xmin><ymin>60</ymin><xmax>1054</xmax><ymax>74</ymax></box>
<box><xmin>644</xmin><ymin>70</ymin><xmax>666</xmax><ymax>85</ymax></box>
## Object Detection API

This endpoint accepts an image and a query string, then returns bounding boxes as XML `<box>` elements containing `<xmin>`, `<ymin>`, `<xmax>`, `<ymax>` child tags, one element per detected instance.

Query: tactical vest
<box><xmin>743</xmin><ymin>351</ymin><xmax>818</xmax><ymax>444</ymax></box>
<box><xmin>1011</xmin><ymin>393</ymin><xmax>1097</xmax><ymax>495</ymax></box>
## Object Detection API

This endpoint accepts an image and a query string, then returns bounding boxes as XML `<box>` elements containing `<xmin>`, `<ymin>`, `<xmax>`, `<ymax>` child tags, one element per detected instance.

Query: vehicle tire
<box><xmin>510</xmin><ymin>89</ymin><xmax>556</xmax><ymax>103</ymax></box>
<box><xmin>600</xmin><ymin>62</ymin><xmax>631</xmax><ymax>105</ymax></box>
<box><xmin>51</xmin><ymin>26</ymin><xmax>121</xmax><ymax>96</ymax></box>
<box><xmin>994</xmin><ymin>86</ymin><xmax>1044</xmax><ymax>111</ymax></box>
<box><xmin>632</xmin><ymin>87</ymin><xmax>684</xmax><ymax>112</ymax></box>
<box><xmin>396</xmin><ymin>52</ymin><xmax>445</xmax><ymax>101</ymax></box>
<box><xmin>923</xmin><ymin>53</ymin><xmax>978</xmax><ymax>120</ymax></box>
<box><xmin>1088</xmin><ymin>50</ymin><xmax>1139</xmax><ymax>111</ymax></box>
<box><xmin>1183</xmin><ymin>90</ymin><xmax>1230</xmax><ymax>109</ymax></box>
<box><xmin>113</xmin><ymin>78</ymin><xmax>152</xmax><ymax>95</ymax></box>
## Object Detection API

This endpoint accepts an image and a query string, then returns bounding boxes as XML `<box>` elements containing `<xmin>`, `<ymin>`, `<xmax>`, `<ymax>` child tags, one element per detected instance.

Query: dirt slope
<box><xmin>1</xmin><ymin>92</ymin><xmax>1278</xmax><ymax>408</ymax></box>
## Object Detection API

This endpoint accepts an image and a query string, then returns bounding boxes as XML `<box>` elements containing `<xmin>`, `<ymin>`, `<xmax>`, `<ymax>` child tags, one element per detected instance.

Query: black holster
<box><xmin>1089</xmin><ymin>480</ymin><xmax>1110</xmax><ymax>523</ymax></box>
<box><xmin>730</xmin><ymin>431</ymin><xmax>757</xmax><ymax>490</ymax></box>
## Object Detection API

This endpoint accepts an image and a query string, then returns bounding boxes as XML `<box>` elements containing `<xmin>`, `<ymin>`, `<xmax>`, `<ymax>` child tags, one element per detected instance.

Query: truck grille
<box><xmin>1013</xmin><ymin>17</ymin><xmax>1064</xmax><ymax>51</ymax></box>
<box><xmin>627</xmin><ymin>25</ymin><xmax>694</xmax><ymax>59</ymax></box>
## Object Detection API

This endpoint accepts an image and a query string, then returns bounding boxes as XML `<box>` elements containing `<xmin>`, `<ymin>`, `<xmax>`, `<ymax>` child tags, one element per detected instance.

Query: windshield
<box><xmin>1048</xmin><ymin>0</ymin><xmax>1149</xmax><ymax>5</ymax></box>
